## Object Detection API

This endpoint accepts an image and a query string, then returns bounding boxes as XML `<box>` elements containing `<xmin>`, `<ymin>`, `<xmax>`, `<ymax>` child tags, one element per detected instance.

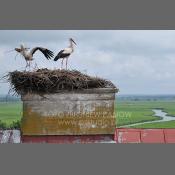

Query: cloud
<box><xmin>1</xmin><ymin>30</ymin><xmax>175</xmax><ymax>94</ymax></box>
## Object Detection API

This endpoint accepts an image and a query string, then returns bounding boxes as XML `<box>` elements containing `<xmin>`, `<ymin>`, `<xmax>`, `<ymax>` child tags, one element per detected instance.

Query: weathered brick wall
<box><xmin>21</xmin><ymin>88</ymin><xmax>117</xmax><ymax>135</ymax></box>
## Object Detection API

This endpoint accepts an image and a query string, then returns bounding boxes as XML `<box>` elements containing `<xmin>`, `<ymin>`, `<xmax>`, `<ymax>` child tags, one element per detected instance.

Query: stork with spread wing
<box><xmin>15</xmin><ymin>44</ymin><xmax>54</xmax><ymax>69</ymax></box>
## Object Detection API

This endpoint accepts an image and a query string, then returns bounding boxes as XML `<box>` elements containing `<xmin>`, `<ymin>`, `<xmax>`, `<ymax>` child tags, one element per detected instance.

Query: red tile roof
<box><xmin>2</xmin><ymin>129</ymin><xmax>175</xmax><ymax>143</ymax></box>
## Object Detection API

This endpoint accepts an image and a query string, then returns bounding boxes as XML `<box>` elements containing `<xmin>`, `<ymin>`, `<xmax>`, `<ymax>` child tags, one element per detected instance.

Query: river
<box><xmin>120</xmin><ymin>109</ymin><xmax>175</xmax><ymax>127</ymax></box>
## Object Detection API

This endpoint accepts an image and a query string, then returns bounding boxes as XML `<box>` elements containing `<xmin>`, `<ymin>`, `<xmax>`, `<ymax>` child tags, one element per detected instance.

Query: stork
<box><xmin>54</xmin><ymin>38</ymin><xmax>77</xmax><ymax>70</ymax></box>
<box><xmin>15</xmin><ymin>44</ymin><xmax>54</xmax><ymax>69</ymax></box>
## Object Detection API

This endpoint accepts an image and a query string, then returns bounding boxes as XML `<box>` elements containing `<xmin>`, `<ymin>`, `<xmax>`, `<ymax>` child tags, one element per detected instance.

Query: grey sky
<box><xmin>0</xmin><ymin>30</ymin><xmax>175</xmax><ymax>95</ymax></box>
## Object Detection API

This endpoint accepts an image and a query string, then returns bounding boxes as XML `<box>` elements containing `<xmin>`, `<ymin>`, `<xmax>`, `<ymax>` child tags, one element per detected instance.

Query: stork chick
<box><xmin>15</xmin><ymin>44</ymin><xmax>54</xmax><ymax>69</ymax></box>
<box><xmin>54</xmin><ymin>38</ymin><xmax>77</xmax><ymax>70</ymax></box>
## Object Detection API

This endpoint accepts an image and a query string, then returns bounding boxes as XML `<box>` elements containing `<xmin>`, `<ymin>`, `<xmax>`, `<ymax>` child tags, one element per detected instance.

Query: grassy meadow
<box><xmin>131</xmin><ymin>121</ymin><xmax>175</xmax><ymax>128</ymax></box>
<box><xmin>0</xmin><ymin>95</ymin><xmax>175</xmax><ymax>128</ymax></box>
<box><xmin>116</xmin><ymin>99</ymin><xmax>175</xmax><ymax>128</ymax></box>
<box><xmin>0</xmin><ymin>102</ymin><xmax>22</xmax><ymax>128</ymax></box>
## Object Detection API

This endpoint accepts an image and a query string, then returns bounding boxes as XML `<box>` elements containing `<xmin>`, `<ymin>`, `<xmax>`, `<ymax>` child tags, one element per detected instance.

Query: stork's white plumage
<box><xmin>54</xmin><ymin>38</ymin><xmax>77</xmax><ymax>69</ymax></box>
<box><xmin>15</xmin><ymin>44</ymin><xmax>54</xmax><ymax>69</ymax></box>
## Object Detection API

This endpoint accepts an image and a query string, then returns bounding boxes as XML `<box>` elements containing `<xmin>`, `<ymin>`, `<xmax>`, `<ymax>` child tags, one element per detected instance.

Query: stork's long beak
<box><xmin>72</xmin><ymin>39</ymin><xmax>77</xmax><ymax>45</ymax></box>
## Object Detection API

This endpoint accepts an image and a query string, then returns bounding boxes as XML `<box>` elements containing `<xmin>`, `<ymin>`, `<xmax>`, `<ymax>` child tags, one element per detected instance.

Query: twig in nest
<box><xmin>6</xmin><ymin>69</ymin><xmax>118</xmax><ymax>95</ymax></box>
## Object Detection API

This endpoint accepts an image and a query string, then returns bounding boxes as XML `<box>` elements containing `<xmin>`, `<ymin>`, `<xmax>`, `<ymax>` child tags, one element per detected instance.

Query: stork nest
<box><xmin>7</xmin><ymin>69</ymin><xmax>118</xmax><ymax>95</ymax></box>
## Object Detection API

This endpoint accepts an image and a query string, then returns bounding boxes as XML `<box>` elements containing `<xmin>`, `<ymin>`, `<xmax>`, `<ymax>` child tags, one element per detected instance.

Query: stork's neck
<box><xmin>69</xmin><ymin>41</ymin><xmax>74</xmax><ymax>50</ymax></box>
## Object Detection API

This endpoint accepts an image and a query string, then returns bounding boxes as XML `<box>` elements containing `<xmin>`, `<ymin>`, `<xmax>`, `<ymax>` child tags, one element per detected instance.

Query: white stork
<box><xmin>54</xmin><ymin>38</ymin><xmax>77</xmax><ymax>70</ymax></box>
<box><xmin>15</xmin><ymin>44</ymin><xmax>54</xmax><ymax>69</ymax></box>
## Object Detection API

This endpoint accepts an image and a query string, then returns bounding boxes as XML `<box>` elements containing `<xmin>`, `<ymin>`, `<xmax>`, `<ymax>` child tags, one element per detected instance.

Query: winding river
<box><xmin>120</xmin><ymin>109</ymin><xmax>175</xmax><ymax>127</ymax></box>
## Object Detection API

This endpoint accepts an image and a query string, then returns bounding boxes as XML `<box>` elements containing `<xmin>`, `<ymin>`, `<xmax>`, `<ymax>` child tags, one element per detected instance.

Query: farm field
<box><xmin>116</xmin><ymin>100</ymin><xmax>175</xmax><ymax>127</ymax></box>
<box><xmin>0</xmin><ymin>98</ymin><xmax>175</xmax><ymax>128</ymax></box>
<box><xmin>0</xmin><ymin>102</ymin><xmax>22</xmax><ymax>127</ymax></box>
<box><xmin>131</xmin><ymin>120</ymin><xmax>175</xmax><ymax>128</ymax></box>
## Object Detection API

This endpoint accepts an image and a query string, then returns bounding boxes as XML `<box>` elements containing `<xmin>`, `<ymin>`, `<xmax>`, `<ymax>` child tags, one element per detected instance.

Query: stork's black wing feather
<box><xmin>54</xmin><ymin>50</ymin><xmax>64</xmax><ymax>61</ymax></box>
<box><xmin>30</xmin><ymin>47</ymin><xmax>54</xmax><ymax>60</ymax></box>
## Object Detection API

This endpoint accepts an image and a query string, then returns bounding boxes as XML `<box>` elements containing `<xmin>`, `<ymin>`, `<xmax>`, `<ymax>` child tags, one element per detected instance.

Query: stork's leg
<box><xmin>25</xmin><ymin>61</ymin><xmax>29</xmax><ymax>70</ymax></box>
<box><xmin>29</xmin><ymin>61</ymin><xmax>32</xmax><ymax>70</ymax></box>
<box><xmin>66</xmin><ymin>57</ymin><xmax>68</xmax><ymax>70</ymax></box>
<box><xmin>27</xmin><ymin>61</ymin><xmax>30</xmax><ymax>71</ymax></box>
<box><xmin>26</xmin><ymin>61</ymin><xmax>31</xmax><ymax>71</ymax></box>
<box><xmin>29</xmin><ymin>61</ymin><xmax>31</xmax><ymax>69</ymax></box>
<box><xmin>61</xmin><ymin>59</ymin><xmax>64</xmax><ymax>70</ymax></box>
<box><xmin>34</xmin><ymin>62</ymin><xmax>39</xmax><ymax>70</ymax></box>
<box><xmin>25</xmin><ymin>63</ymin><xmax>27</xmax><ymax>70</ymax></box>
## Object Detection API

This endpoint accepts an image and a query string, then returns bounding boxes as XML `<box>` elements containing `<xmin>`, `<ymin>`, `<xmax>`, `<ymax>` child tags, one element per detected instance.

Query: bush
<box><xmin>0</xmin><ymin>120</ymin><xmax>7</xmax><ymax>130</ymax></box>
<box><xmin>9</xmin><ymin>120</ymin><xmax>21</xmax><ymax>129</ymax></box>
<box><xmin>0</xmin><ymin>120</ymin><xmax>21</xmax><ymax>130</ymax></box>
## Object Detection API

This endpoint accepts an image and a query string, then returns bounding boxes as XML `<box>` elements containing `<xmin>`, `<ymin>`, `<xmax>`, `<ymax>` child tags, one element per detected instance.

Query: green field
<box><xmin>116</xmin><ymin>100</ymin><xmax>175</xmax><ymax>128</ymax></box>
<box><xmin>0</xmin><ymin>102</ymin><xmax>22</xmax><ymax>127</ymax></box>
<box><xmin>131</xmin><ymin>121</ymin><xmax>175</xmax><ymax>128</ymax></box>
<box><xmin>0</xmin><ymin>99</ymin><xmax>175</xmax><ymax>128</ymax></box>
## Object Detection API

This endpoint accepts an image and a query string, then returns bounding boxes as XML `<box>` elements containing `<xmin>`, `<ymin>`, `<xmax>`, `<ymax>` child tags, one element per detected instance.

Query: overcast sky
<box><xmin>0</xmin><ymin>30</ymin><xmax>175</xmax><ymax>95</ymax></box>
